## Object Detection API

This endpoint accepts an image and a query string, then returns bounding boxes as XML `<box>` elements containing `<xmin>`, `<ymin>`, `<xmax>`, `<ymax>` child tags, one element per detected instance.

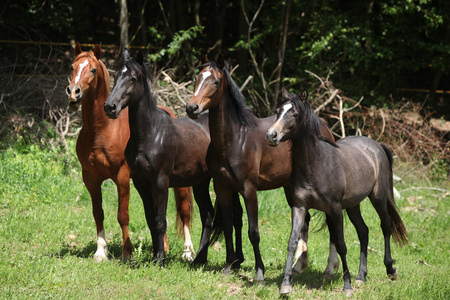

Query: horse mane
<box><xmin>204</xmin><ymin>62</ymin><xmax>256</xmax><ymax>127</ymax></box>
<box><xmin>289</xmin><ymin>92</ymin><xmax>338</xmax><ymax>147</ymax></box>
<box><xmin>122</xmin><ymin>57</ymin><xmax>158</xmax><ymax>106</ymax></box>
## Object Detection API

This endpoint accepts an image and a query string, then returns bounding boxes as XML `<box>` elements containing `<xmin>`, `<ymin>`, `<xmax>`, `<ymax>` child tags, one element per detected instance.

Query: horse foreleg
<box><xmin>242</xmin><ymin>185</ymin><xmax>265</xmax><ymax>282</ymax></box>
<box><xmin>280</xmin><ymin>206</ymin><xmax>307</xmax><ymax>295</ymax></box>
<box><xmin>174</xmin><ymin>186</ymin><xmax>195</xmax><ymax>261</ymax></box>
<box><xmin>154</xmin><ymin>177</ymin><xmax>170</xmax><ymax>267</ymax></box>
<box><xmin>115</xmin><ymin>165</ymin><xmax>132</xmax><ymax>261</ymax></box>
<box><xmin>214</xmin><ymin>182</ymin><xmax>236</xmax><ymax>275</ymax></box>
<box><xmin>83</xmin><ymin>172</ymin><xmax>107</xmax><ymax>262</ymax></box>
<box><xmin>232</xmin><ymin>191</ymin><xmax>244</xmax><ymax>269</ymax></box>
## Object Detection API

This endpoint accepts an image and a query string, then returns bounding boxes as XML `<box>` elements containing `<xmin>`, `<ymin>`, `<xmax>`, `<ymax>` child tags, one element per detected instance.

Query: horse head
<box><xmin>186</xmin><ymin>55</ymin><xmax>226</xmax><ymax>119</ymax></box>
<box><xmin>266</xmin><ymin>89</ymin><xmax>308</xmax><ymax>146</ymax></box>
<box><xmin>104</xmin><ymin>49</ymin><xmax>146</xmax><ymax>119</ymax></box>
<box><xmin>66</xmin><ymin>42</ymin><xmax>103</xmax><ymax>111</ymax></box>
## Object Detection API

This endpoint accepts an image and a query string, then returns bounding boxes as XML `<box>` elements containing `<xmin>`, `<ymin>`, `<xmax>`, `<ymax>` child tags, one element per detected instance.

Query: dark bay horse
<box><xmin>66</xmin><ymin>43</ymin><xmax>196</xmax><ymax>261</ymax></box>
<box><xmin>103</xmin><ymin>49</ymin><xmax>231</xmax><ymax>266</ymax></box>
<box><xmin>266</xmin><ymin>90</ymin><xmax>408</xmax><ymax>295</ymax></box>
<box><xmin>185</xmin><ymin>55</ymin><xmax>343</xmax><ymax>282</ymax></box>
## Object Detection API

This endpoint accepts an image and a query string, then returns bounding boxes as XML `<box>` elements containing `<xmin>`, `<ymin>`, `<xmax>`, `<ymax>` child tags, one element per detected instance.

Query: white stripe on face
<box><xmin>75</xmin><ymin>60</ymin><xmax>89</xmax><ymax>84</ymax></box>
<box><xmin>122</xmin><ymin>66</ymin><xmax>128</xmax><ymax>73</ymax></box>
<box><xmin>279</xmin><ymin>103</ymin><xmax>293</xmax><ymax>120</ymax></box>
<box><xmin>194</xmin><ymin>71</ymin><xmax>212</xmax><ymax>96</ymax></box>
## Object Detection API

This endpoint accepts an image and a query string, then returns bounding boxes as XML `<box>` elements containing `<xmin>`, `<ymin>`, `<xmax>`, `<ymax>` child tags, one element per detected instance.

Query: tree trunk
<box><xmin>119</xmin><ymin>0</ymin><xmax>129</xmax><ymax>54</ymax></box>
<box><xmin>273</xmin><ymin>0</ymin><xmax>292</xmax><ymax>109</ymax></box>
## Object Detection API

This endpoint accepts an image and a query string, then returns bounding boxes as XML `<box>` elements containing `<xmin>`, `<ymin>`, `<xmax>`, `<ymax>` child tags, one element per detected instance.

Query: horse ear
<box><xmin>74</xmin><ymin>42</ymin><xmax>82</xmax><ymax>56</ymax></box>
<box><xmin>136</xmin><ymin>51</ymin><xmax>144</xmax><ymax>65</ymax></box>
<box><xmin>201</xmin><ymin>52</ymin><xmax>209</xmax><ymax>65</ymax></box>
<box><xmin>282</xmin><ymin>87</ymin><xmax>290</xmax><ymax>101</ymax></box>
<box><xmin>217</xmin><ymin>54</ymin><xmax>225</xmax><ymax>70</ymax></box>
<box><xmin>123</xmin><ymin>48</ymin><xmax>131</xmax><ymax>61</ymax></box>
<box><xmin>300</xmin><ymin>90</ymin><xmax>308</xmax><ymax>103</ymax></box>
<box><xmin>93</xmin><ymin>44</ymin><xmax>102</xmax><ymax>60</ymax></box>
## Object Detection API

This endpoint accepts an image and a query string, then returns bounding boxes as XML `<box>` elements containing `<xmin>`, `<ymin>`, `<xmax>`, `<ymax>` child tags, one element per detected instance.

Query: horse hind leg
<box><xmin>115</xmin><ymin>167</ymin><xmax>133</xmax><ymax>261</ymax></box>
<box><xmin>369</xmin><ymin>191</ymin><xmax>398</xmax><ymax>280</ymax></box>
<box><xmin>292</xmin><ymin>211</ymin><xmax>310</xmax><ymax>274</ymax></box>
<box><xmin>323</xmin><ymin>214</ymin><xmax>340</xmax><ymax>278</ymax></box>
<box><xmin>174</xmin><ymin>186</ymin><xmax>195</xmax><ymax>261</ymax></box>
<box><xmin>346</xmin><ymin>204</ymin><xmax>369</xmax><ymax>284</ymax></box>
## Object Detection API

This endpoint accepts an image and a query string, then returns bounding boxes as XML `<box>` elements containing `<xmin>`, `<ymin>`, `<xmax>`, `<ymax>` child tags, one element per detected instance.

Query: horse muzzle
<box><xmin>66</xmin><ymin>85</ymin><xmax>82</xmax><ymax>111</ymax></box>
<box><xmin>185</xmin><ymin>103</ymin><xmax>201</xmax><ymax>119</ymax></box>
<box><xmin>266</xmin><ymin>130</ymin><xmax>281</xmax><ymax>147</ymax></box>
<box><xmin>104</xmin><ymin>101</ymin><xmax>119</xmax><ymax>119</ymax></box>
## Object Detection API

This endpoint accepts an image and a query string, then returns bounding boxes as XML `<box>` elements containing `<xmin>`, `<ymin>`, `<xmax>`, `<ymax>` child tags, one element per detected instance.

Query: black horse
<box><xmin>266</xmin><ymin>90</ymin><xmax>408</xmax><ymax>295</ymax></box>
<box><xmin>104</xmin><ymin>49</ymin><xmax>241</xmax><ymax>266</ymax></box>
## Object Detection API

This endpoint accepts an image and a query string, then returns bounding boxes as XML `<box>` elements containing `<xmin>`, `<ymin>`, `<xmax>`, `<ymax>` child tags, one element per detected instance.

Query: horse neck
<box><xmin>81</xmin><ymin>62</ymin><xmax>112</xmax><ymax>132</ymax></box>
<box><xmin>291</xmin><ymin>132</ymin><xmax>325</xmax><ymax>176</ymax></box>
<box><xmin>127</xmin><ymin>81</ymin><xmax>161</xmax><ymax>140</ymax></box>
<box><xmin>208</xmin><ymin>90</ymin><xmax>242</xmax><ymax>156</ymax></box>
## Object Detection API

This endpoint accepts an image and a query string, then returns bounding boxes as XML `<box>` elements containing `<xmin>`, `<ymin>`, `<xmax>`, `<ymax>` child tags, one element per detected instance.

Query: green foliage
<box><xmin>148</xmin><ymin>26</ymin><xmax>204</xmax><ymax>62</ymax></box>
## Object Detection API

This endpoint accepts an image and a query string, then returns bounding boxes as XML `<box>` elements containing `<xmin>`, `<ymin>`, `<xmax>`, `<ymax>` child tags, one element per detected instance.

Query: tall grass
<box><xmin>0</xmin><ymin>144</ymin><xmax>448</xmax><ymax>299</ymax></box>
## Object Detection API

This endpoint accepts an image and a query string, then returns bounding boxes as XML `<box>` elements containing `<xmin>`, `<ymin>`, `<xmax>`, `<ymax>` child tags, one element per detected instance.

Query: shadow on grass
<box><xmin>53</xmin><ymin>240</ymin><xmax>341</xmax><ymax>292</ymax></box>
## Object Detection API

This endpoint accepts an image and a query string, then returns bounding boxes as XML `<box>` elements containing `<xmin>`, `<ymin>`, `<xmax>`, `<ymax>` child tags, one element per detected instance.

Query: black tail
<box><xmin>381</xmin><ymin>143</ymin><xmax>409</xmax><ymax>246</ymax></box>
<box><xmin>210</xmin><ymin>201</ymin><xmax>223</xmax><ymax>245</ymax></box>
<box><xmin>210</xmin><ymin>192</ymin><xmax>243</xmax><ymax>245</ymax></box>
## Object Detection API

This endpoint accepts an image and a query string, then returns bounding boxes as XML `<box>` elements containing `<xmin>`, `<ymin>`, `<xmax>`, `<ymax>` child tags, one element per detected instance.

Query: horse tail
<box><xmin>210</xmin><ymin>201</ymin><xmax>223</xmax><ymax>245</ymax></box>
<box><xmin>174</xmin><ymin>187</ymin><xmax>194</xmax><ymax>237</ymax></box>
<box><xmin>381</xmin><ymin>143</ymin><xmax>408</xmax><ymax>246</ymax></box>
<box><xmin>210</xmin><ymin>192</ymin><xmax>242</xmax><ymax>245</ymax></box>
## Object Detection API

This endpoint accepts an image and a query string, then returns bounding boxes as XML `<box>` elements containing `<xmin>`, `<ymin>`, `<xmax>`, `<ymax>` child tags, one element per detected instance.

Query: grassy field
<box><xmin>0</xmin><ymin>143</ymin><xmax>449</xmax><ymax>299</ymax></box>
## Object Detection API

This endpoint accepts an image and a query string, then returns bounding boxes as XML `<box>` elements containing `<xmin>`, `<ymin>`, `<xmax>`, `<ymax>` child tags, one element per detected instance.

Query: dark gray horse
<box><xmin>266</xmin><ymin>90</ymin><xmax>408</xmax><ymax>295</ymax></box>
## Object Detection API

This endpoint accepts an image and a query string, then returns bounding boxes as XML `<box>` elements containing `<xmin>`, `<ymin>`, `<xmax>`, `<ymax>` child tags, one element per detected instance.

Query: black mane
<box><xmin>204</xmin><ymin>62</ymin><xmax>256</xmax><ymax>127</ymax></box>
<box><xmin>288</xmin><ymin>92</ymin><xmax>338</xmax><ymax>147</ymax></box>
<box><xmin>123</xmin><ymin>58</ymin><xmax>157</xmax><ymax>106</ymax></box>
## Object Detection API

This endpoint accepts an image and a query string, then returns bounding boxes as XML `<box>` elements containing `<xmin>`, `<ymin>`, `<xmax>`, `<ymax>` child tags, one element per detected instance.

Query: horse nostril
<box><xmin>105</xmin><ymin>103</ymin><xmax>116</xmax><ymax>113</ymax></box>
<box><xmin>66</xmin><ymin>87</ymin><xmax>71</xmax><ymax>97</ymax></box>
<box><xmin>74</xmin><ymin>88</ymin><xmax>81</xmax><ymax>97</ymax></box>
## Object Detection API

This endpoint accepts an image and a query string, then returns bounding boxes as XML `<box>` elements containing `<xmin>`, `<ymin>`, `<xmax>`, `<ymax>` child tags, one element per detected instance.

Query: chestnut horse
<box><xmin>66</xmin><ymin>43</ymin><xmax>195</xmax><ymax>261</ymax></box>
<box><xmin>186</xmin><ymin>55</ymin><xmax>347</xmax><ymax>282</ymax></box>
<box><xmin>266</xmin><ymin>90</ymin><xmax>408</xmax><ymax>294</ymax></box>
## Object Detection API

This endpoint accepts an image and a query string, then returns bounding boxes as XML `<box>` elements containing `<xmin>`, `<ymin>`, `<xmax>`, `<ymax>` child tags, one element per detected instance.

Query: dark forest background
<box><xmin>2</xmin><ymin>0</ymin><xmax>450</xmax><ymax>112</ymax></box>
<box><xmin>0</xmin><ymin>1</ymin><xmax>449</xmax><ymax>170</ymax></box>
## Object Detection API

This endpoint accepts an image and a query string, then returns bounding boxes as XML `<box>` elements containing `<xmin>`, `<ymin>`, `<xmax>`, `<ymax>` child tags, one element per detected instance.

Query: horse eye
<box><xmin>214</xmin><ymin>80</ymin><xmax>220</xmax><ymax>86</ymax></box>
<box><xmin>131</xmin><ymin>77</ymin><xmax>137</xmax><ymax>82</ymax></box>
<box><xmin>91</xmin><ymin>68</ymin><xmax>97</xmax><ymax>74</ymax></box>
<box><xmin>293</xmin><ymin>113</ymin><xmax>299</xmax><ymax>118</ymax></box>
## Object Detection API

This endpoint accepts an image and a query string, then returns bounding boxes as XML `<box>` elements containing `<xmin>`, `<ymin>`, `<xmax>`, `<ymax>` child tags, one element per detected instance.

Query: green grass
<box><xmin>0</xmin><ymin>145</ymin><xmax>449</xmax><ymax>299</ymax></box>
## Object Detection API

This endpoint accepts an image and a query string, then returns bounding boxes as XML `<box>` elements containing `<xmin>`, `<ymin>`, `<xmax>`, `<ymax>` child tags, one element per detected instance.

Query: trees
<box><xmin>1</xmin><ymin>0</ymin><xmax>448</xmax><ymax>113</ymax></box>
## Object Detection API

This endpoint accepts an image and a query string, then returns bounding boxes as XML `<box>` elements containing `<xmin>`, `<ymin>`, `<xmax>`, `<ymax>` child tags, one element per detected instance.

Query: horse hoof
<box><xmin>389</xmin><ymin>268</ymin><xmax>399</xmax><ymax>281</ymax></box>
<box><xmin>280</xmin><ymin>285</ymin><xmax>292</xmax><ymax>295</ymax></box>
<box><xmin>254</xmin><ymin>269</ymin><xmax>264</xmax><ymax>282</ymax></box>
<box><xmin>182</xmin><ymin>248</ymin><xmax>195</xmax><ymax>262</ymax></box>
<box><xmin>344</xmin><ymin>288</ymin><xmax>353</xmax><ymax>297</ymax></box>
<box><xmin>292</xmin><ymin>260</ymin><xmax>308</xmax><ymax>274</ymax></box>
<box><xmin>354</xmin><ymin>279</ymin><xmax>365</xmax><ymax>286</ymax></box>
<box><xmin>93</xmin><ymin>254</ymin><xmax>108</xmax><ymax>263</ymax></box>
<box><xmin>322</xmin><ymin>271</ymin><xmax>334</xmax><ymax>280</ymax></box>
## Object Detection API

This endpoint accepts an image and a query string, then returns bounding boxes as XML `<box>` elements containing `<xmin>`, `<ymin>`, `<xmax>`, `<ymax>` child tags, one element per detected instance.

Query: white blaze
<box><xmin>75</xmin><ymin>60</ymin><xmax>89</xmax><ymax>84</ymax></box>
<box><xmin>268</xmin><ymin>103</ymin><xmax>293</xmax><ymax>135</ymax></box>
<box><xmin>194</xmin><ymin>71</ymin><xmax>212</xmax><ymax>96</ymax></box>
